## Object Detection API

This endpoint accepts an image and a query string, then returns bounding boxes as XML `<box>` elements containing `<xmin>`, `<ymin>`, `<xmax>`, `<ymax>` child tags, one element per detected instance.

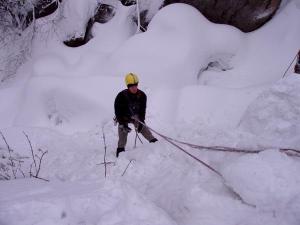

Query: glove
<box><xmin>120</xmin><ymin>124</ymin><xmax>132</xmax><ymax>133</ymax></box>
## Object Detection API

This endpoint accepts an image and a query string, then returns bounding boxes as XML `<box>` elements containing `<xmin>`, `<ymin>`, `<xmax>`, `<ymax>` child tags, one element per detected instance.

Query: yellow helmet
<box><xmin>125</xmin><ymin>73</ymin><xmax>139</xmax><ymax>86</ymax></box>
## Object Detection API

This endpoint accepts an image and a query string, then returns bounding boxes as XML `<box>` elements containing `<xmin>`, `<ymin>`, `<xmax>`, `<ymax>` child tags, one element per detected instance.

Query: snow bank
<box><xmin>1</xmin><ymin>2</ymin><xmax>300</xmax><ymax>225</ymax></box>
<box><xmin>223</xmin><ymin>149</ymin><xmax>300</xmax><ymax>224</ymax></box>
<box><xmin>199</xmin><ymin>1</ymin><xmax>300</xmax><ymax>88</ymax></box>
<box><xmin>112</xmin><ymin>143</ymin><xmax>253</xmax><ymax>225</ymax></box>
<box><xmin>0</xmin><ymin>179</ymin><xmax>176</xmax><ymax>225</ymax></box>
<box><xmin>111</xmin><ymin>3</ymin><xmax>244</xmax><ymax>88</ymax></box>
<box><xmin>12</xmin><ymin>3</ymin><xmax>247</xmax><ymax>132</ymax></box>
<box><xmin>176</xmin><ymin>85</ymin><xmax>266</xmax><ymax>127</ymax></box>
<box><xmin>239</xmin><ymin>75</ymin><xmax>300</xmax><ymax>147</ymax></box>
<box><xmin>14</xmin><ymin>76</ymin><xmax>121</xmax><ymax>133</ymax></box>
<box><xmin>91</xmin><ymin>3</ymin><xmax>136</xmax><ymax>53</ymax></box>
<box><xmin>58</xmin><ymin>0</ymin><xmax>97</xmax><ymax>39</ymax></box>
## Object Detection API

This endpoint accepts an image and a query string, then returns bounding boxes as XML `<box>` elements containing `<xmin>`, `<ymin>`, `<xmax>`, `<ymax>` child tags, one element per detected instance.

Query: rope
<box><xmin>134</xmin><ymin>128</ymin><xmax>143</xmax><ymax>148</ymax></box>
<box><xmin>165</xmin><ymin>138</ymin><xmax>262</xmax><ymax>154</ymax></box>
<box><xmin>282</xmin><ymin>51</ymin><xmax>299</xmax><ymax>78</ymax></box>
<box><xmin>133</xmin><ymin>118</ymin><xmax>255</xmax><ymax>207</ymax></box>
<box><xmin>136</xmin><ymin>119</ymin><xmax>222</xmax><ymax>176</ymax></box>
<box><xmin>134</xmin><ymin>119</ymin><xmax>300</xmax><ymax>156</ymax></box>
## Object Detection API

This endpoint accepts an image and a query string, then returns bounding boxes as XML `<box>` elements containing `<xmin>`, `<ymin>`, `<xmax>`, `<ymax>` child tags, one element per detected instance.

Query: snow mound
<box><xmin>239</xmin><ymin>75</ymin><xmax>300</xmax><ymax>147</ymax></box>
<box><xmin>176</xmin><ymin>85</ymin><xmax>266</xmax><ymax>127</ymax></box>
<box><xmin>223</xmin><ymin>149</ymin><xmax>300</xmax><ymax>223</ymax></box>
<box><xmin>0</xmin><ymin>179</ymin><xmax>177</xmax><ymax>225</ymax></box>
<box><xmin>111</xmin><ymin>3</ymin><xmax>244</xmax><ymax>88</ymax></box>
<box><xmin>14</xmin><ymin>76</ymin><xmax>121</xmax><ymax>133</ymax></box>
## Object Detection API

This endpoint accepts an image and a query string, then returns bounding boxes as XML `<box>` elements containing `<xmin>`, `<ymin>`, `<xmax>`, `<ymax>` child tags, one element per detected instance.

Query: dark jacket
<box><xmin>114</xmin><ymin>89</ymin><xmax>147</xmax><ymax>124</ymax></box>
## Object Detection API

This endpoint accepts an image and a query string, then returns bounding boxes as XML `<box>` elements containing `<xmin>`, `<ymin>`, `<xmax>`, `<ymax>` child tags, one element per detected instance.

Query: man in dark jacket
<box><xmin>114</xmin><ymin>73</ymin><xmax>157</xmax><ymax>157</ymax></box>
<box><xmin>295</xmin><ymin>50</ymin><xmax>300</xmax><ymax>74</ymax></box>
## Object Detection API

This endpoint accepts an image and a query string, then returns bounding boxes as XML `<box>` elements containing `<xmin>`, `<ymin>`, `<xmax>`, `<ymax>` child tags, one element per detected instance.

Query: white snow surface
<box><xmin>1</xmin><ymin>1</ymin><xmax>300</xmax><ymax>225</ymax></box>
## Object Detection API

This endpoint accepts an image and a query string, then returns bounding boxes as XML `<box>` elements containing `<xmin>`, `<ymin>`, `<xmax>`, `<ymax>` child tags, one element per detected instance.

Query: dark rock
<box><xmin>94</xmin><ymin>4</ymin><xmax>116</xmax><ymax>23</ymax></box>
<box><xmin>63</xmin><ymin>36</ymin><xmax>86</xmax><ymax>47</ymax></box>
<box><xmin>120</xmin><ymin>0</ymin><xmax>137</xmax><ymax>6</ymax></box>
<box><xmin>162</xmin><ymin>0</ymin><xmax>282</xmax><ymax>32</ymax></box>
<box><xmin>64</xmin><ymin>3</ymin><xmax>117</xmax><ymax>47</ymax></box>
<box><xmin>34</xmin><ymin>0</ymin><xmax>62</xmax><ymax>19</ymax></box>
<box><xmin>295</xmin><ymin>51</ymin><xmax>300</xmax><ymax>74</ymax></box>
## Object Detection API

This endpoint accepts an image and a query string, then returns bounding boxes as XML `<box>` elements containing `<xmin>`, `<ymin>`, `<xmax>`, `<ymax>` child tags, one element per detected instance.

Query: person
<box><xmin>295</xmin><ymin>50</ymin><xmax>300</xmax><ymax>74</ymax></box>
<box><xmin>114</xmin><ymin>73</ymin><xmax>158</xmax><ymax>157</ymax></box>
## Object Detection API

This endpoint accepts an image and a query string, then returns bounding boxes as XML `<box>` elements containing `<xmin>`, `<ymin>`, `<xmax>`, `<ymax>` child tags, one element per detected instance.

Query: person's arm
<box><xmin>139</xmin><ymin>92</ymin><xmax>147</xmax><ymax>122</ymax></box>
<box><xmin>114</xmin><ymin>92</ymin><xmax>131</xmax><ymax>124</ymax></box>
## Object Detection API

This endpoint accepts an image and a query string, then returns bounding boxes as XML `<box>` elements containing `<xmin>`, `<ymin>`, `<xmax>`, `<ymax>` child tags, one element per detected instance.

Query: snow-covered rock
<box><xmin>239</xmin><ymin>75</ymin><xmax>300</xmax><ymax>147</ymax></box>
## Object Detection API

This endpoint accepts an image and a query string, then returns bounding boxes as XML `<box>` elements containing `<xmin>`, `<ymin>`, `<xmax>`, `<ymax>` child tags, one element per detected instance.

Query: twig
<box><xmin>0</xmin><ymin>131</ymin><xmax>16</xmax><ymax>178</ymax></box>
<box><xmin>0</xmin><ymin>174</ymin><xmax>10</xmax><ymax>180</ymax></box>
<box><xmin>122</xmin><ymin>159</ymin><xmax>135</xmax><ymax>177</ymax></box>
<box><xmin>18</xmin><ymin>166</ymin><xmax>26</xmax><ymax>178</ymax></box>
<box><xmin>98</xmin><ymin>162</ymin><xmax>115</xmax><ymax>166</ymax></box>
<box><xmin>281</xmin><ymin>151</ymin><xmax>300</xmax><ymax>158</ymax></box>
<box><xmin>31</xmin><ymin>176</ymin><xmax>49</xmax><ymax>182</ymax></box>
<box><xmin>23</xmin><ymin>131</ymin><xmax>37</xmax><ymax>175</ymax></box>
<box><xmin>102</xmin><ymin>126</ymin><xmax>108</xmax><ymax>178</ymax></box>
<box><xmin>134</xmin><ymin>128</ymin><xmax>143</xmax><ymax>148</ymax></box>
<box><xmin>280</xmin><ymin>148</ymin><xmax>300</xmax><ymax>154</ymax></box>
<box><xmin>23</xmin><ymin>133</ymin><xmax>48</xmax><ymax>181</ymax></box>
<box><xmin>29</xmin><ymin>163</ymin><xmax>33</xmax><ymax>178</ymax></box>
<box><xmin>282</xmin><ymin>51</ymin><xmax>298</xmax><ymax>78</ymax></box>
<box><xmin>35</xmin><ymin>149</ymin><xmax>48</xmax><ymax>177</ymax></box>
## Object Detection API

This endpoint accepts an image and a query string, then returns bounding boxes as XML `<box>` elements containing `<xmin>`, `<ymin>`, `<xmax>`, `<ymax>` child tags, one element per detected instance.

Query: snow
<box><xmin>240</xmin><ymin>75</ymin><xmax>300</xmax><ymax>147</ymax></box>
<box><xmin>1</xmin><ymin>1</ymin><xmax>300</xmax><ymax>225</ymax></box>
<box><xmin>223</xmin><ymin>150</ymin><xmax>300</xmax><ymax>208</ymax></box>
<box><xmin>58</xmin><ymin>0</ymin><xmax>97</xmax><ymax>39</ymax></box>
<box><xmin>0</xmin><ymin>179</ymin><xmax>177</xmax><ymax>225</ymax></box>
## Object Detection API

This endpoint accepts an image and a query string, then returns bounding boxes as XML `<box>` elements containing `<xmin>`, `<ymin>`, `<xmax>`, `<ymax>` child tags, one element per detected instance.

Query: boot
<box><xmin>149</xmin><ymin>138</ymin><xmax>158</xmax><ymax>143</ymax></box>
<box><xmin>116</xmin><ymin>147</ymin><xmax>125</xmax><ymax>157</ymax></box>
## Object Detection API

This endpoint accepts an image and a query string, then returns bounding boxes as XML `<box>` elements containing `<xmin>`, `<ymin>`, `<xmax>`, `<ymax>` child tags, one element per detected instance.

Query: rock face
<box><xmin>162</xmin><ymin>0</ymin><xmax>282</xmax><ymax>32</ymax></box>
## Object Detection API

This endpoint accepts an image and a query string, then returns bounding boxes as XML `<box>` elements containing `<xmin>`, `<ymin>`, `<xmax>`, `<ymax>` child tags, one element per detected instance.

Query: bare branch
<box><xmin>31</xmin><ymin>176</ymin><xmax>49</xmax><ymax>182</ymax></box>
<box><xmin>102</xmin><ymin>125</ymin><xmax>108</xmax><ymax>178</ymax></box>
<box><xmin>35</xmin><ymin>149</ymin><xmax>48</xmax><ymax>177</ymax></box>
<box><xmin>122</xmin><ymin>159</ymin><xmax>135</xmax><ymax>177</ymax></box>
<box><xmin>0</xmin><ymin>131</ymin><xmax>16</xmax><ymax>178</ymax></box>
<box><xmin>17</xmin><ymin>160</ymin><xmax>26</xmax><ymax>178</ymax></box>
<box><xmin>29</xmin><ymin>163</ymin><xmax>33</xmax><ymax>178</ymax></box>
<box><xmin>23</xmin><ymin>131</ymin><xmax>37</xmax><ymax>175</ymax></box>
<box><xmin>0</xmin><ymin>173</ymin><xmax>10</xmax><ymax>180</ymax></box>
<box><xmin>98</xmin><ymin>162</ymin><xmax>115</xmax><ymax>166</ymax></box>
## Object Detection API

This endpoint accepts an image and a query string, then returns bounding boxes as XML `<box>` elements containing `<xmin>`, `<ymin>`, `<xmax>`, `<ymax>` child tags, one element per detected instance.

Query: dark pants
<box><xmin>118</xmin><ymin>122</ymin><xmax>155</xmax><ymax>148</ymax></box>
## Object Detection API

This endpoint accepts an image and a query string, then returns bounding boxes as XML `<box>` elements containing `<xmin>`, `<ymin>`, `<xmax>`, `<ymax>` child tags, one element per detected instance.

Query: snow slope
<box><xmin>1</xmin><ymin>1</ymin><xmax>300</xmax><ymax>225</ymax></box>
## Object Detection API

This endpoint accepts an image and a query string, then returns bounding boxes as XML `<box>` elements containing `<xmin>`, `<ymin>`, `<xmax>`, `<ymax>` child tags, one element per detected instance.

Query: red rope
<box><xmin>133</xmin><ymin>118</ymin><xmax>256</xmax><ymax>207</ymax></box>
